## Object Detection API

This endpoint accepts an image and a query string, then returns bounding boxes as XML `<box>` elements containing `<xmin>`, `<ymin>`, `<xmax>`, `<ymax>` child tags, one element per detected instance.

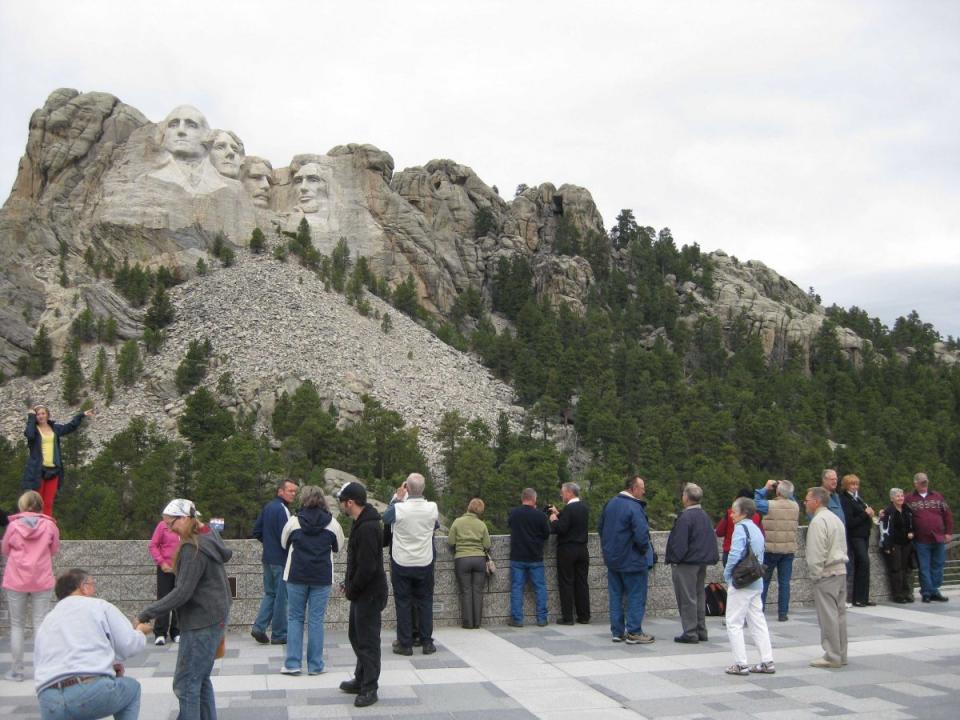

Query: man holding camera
<box><xmin>382</xmin><ymin>473</ymin><xmax>439</xmax><ymax>655</ymax></box>
<box><xmin>508</xmin><ymin>488</ymin><xmax>552</xmax><ymax>627</ymax></box>
<box><xmin>549</xmin><ymin>482</ymin><xmax>591</xmax><ymax>625</ymax></box>
<box><xmin>754</xmin><ymin>480</ymin><xmax>799</xmax><ymax>621</ymax></box>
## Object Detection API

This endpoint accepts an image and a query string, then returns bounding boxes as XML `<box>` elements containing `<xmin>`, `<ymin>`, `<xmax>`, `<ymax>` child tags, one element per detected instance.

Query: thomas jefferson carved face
<box><xmin>293</xmin><ymin>162</ymin><xmax>327</xmax><ymax>213</ymax></box>
<box><xmin>241</xmin><ymin>158</ymin><xmax>273</xmax><ymax>208</ymax></box>
<box><xmin>160</xmin><ymin>105</ymin><xmax>209</xmax><ymax>159</ymax></box>
<box><xmin>209</xmin><ymin>130</ymin><xmax>244</xmax><ymax>178</ymax></box>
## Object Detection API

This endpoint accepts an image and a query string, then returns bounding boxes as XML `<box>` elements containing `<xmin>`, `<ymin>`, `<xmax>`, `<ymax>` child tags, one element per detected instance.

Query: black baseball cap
<box><xmin>336</xmin><ymin>481</ymin><xmax>367</xmax><ymax>505</ymax></box>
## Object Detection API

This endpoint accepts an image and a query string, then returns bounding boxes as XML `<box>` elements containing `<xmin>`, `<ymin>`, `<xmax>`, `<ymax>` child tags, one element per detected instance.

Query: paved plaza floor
<box><xmin>2</xmin><ymin>590</ymin><xmax>958</xmax><ymax>719</ymax></box>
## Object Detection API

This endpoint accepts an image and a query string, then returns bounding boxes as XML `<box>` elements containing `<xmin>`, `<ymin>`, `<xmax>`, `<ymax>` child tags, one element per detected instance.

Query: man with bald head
<box><xmin>148</xmin><ymin>104</ymin><xmax>227</xmax><ymax>195</ymax></box>
<box><xmin>383</xmin><ymin>473</ymin><xmax>439</xmax><ymax>655</ymax></box>
<box><xmin>906</xmin><ymin>472</ymin><xmax>953</xmax><ymax>602</ymax></box>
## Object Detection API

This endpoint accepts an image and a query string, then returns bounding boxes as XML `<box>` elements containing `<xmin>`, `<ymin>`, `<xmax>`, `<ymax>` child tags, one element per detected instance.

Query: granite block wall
<box><xmin>0</xmin><ymin>528</ymin><xmax>891</xmax><ymax>631</ymax></box>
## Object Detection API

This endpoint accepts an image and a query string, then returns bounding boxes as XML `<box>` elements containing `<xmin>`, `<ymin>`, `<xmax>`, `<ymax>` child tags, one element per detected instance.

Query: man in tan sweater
<box><xmin>804</xmin><ymin>487</ymin><xmax>849</xmax><ymax>669</ymax></box>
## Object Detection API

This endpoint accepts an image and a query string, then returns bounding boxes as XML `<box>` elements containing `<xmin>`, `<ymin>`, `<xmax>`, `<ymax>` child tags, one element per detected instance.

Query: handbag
<box><xmin>484</xmin><ymin>552</ymin><xmax>496</xmax><ymax>575</ymax></box>
<box><xmin>731</xmin><ymin>525</ymin><xmax>764</xmax><ymax>589</ymax></box>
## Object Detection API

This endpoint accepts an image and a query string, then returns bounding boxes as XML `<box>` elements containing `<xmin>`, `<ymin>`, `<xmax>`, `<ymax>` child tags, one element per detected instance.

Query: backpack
<box><xmin>705</xmin><ymin>582</ymin><xmax>727</xmax><ymax>616</ymax></box>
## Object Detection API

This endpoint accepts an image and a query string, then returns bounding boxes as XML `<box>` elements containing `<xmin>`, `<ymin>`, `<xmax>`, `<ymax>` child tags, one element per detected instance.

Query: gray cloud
<box><xmin>1</xmin><ymin>1</ymin><xmax>957</xmax><ymax>336</ymax></box>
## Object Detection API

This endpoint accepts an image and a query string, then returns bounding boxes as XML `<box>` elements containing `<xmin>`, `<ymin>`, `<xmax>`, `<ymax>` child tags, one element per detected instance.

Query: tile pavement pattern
<box><xmin>1</xmin><ymin>590</ymin><xmax>957</xmax><ymax>719</ymax></box>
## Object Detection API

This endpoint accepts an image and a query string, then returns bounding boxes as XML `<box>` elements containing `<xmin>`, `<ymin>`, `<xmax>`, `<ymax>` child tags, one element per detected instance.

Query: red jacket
<box><xmin>905</xmin><ymin>490</ymin><xmax>954</xmax><ymax>544</ymax></box>
<box><xmin>715</xmin><ymin>509</ymin><xmax>763</xmax><ymax>553</ymax></box>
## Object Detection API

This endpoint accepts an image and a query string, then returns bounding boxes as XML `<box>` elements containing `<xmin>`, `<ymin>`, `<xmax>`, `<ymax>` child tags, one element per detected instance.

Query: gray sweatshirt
<box><xmin>139</xmin><ymin>530</ymin><xmax>233</xmax><ymax>629</ymax></box>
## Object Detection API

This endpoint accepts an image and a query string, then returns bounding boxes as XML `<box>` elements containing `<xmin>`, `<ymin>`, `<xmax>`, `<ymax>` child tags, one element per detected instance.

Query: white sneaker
<box><xmin>3</xmin><ymin>669</ymin><xmax>25</xmax><ymax>682</ymax></box>
<box><xmin>172</xmin><ymin>635</ymin><xmax>180</xmax><ymax>643</ymax></box>
<box><xmin>280</xmin><ymin>667</ymin><xmax>301</xmax><ymax>675</ymax></box>
<box><xmin>155</xmin><ymin>636</ymin><xmax>166</xmax><ymax>646</ymax></box>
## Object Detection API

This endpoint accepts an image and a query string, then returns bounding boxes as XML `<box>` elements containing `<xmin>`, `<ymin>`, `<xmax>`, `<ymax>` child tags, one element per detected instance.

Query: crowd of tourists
<box><xmin>0</xmin><ymin>406</ymin><xmax>954</xmax><ymax>718</ymax></box>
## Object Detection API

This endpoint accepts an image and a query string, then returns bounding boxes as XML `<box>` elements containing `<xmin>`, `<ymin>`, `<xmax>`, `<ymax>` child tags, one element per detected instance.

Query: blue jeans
<box><xmin>510</xmin><ymin>561</ymin><xmax>547</xmax><ymax>624</ymax></box>
<box><xmin>915</xmin><ymin>542</ymin><xmax>946</xmax><ymax>597</ymax></box>
<box><xmin>761</xmin><ymin>552</ymin><xmax>794</xmax><ymax>616</ymax></box>
<box><xmin>39</xmin><ymin>676</ymin><xmax>141</xmax><ymax>720</ymax></box>
<box><xmin>252</xmin><ymin>563</ymin><xmax>287</xmax><ymax>640</ymax></box>
<box><xmin>285</xmin><ymin>583</ymin><xmax>332</xmax><ymax>673</ymax></box>
<box><xmin>607</xmin><ymin>568</ymin><xmax>648</xmax><ymax>636</ymax></box>
<box><xmin>174</xmin><ymin>621</ymin><xmax>225</xmax><ymax>720</ymax></box>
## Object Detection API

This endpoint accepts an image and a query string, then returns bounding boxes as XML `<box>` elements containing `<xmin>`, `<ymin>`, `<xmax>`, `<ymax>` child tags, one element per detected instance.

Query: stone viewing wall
<box><xmin>0</xmin><ymin>529</ymin><xmax>890</xmax><ymax>631</ymax></box>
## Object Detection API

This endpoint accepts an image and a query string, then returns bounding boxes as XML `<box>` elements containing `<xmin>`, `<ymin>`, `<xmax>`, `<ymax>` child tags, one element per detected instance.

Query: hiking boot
<box><xmin>624</xmin><ymin>632</ymin><xmax>655</xmax><ymax>644</ymax></box>
<box><xmin>354</xmin><ymin>691</ymin><xmax>378</xmax><ymax>707</ymax></box>
<box><xmin>339</xmin><ymin>679</ymin><xmax>361</xmax><ymax>694</ymax></box>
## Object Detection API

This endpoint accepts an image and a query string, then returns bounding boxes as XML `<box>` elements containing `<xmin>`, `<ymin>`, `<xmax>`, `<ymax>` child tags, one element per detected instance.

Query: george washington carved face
<box><xmin>159</xmin><ymin>105</ymin><xmax>210</xmax><ymax>160</ymax></box>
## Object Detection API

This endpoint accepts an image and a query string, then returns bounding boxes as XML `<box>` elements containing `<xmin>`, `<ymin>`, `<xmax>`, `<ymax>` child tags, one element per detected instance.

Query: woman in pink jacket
<box><xmin>149</xmin><ymin>511</ymin><xmax>182</xmax><ymax>645</ymax></box>
<box><xmin>1</xmin><ymin>490</ymin><xmax>59</xmax><ymax>682</ymax></box>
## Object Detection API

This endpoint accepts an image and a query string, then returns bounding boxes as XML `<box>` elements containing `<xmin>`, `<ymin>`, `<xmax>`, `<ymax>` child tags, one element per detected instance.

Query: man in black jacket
<box><xmin>336</xmin><ymin>482</ymin><xmax>387</xmax><ymax>708</ymax></box>
<box><xmin>665</xmin><ymin>483</ymin><xmax>719</xmax><ymax>643</ymax></box>
<box><xmin>549</xmin><ymin>482</ymin><xmax>591</xmax><ymax>625</ymax></box>
<box><xmin>508</xmin><ymin>488</ymin><xmax>552</xmax><ymax>627</ymax></box>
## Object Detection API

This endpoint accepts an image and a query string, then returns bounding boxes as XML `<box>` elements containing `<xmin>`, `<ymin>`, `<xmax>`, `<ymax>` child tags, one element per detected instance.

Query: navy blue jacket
<box><xmin>508</xmin><ymin>504</ymin><xmax>551</xmax><ymax>562</ymax></box>
<box><xmin>21</xmin><ymin>412</ymin><xmax>85</xmax><ymax>491</ymax></box>
<box><xmin>665</xmin><ymin>506</ymin><xmax>720</xmax><ymax>565</ymax></box>
<box><xmin>598</xmin><ymin>492</ymin><xmax>654</xmax><ymax>572</ymax></box>
<box><xmin>252</xmin><ymin>496</ymin><xmax>291</xmax><ymax>565</ymax></box>
<box><xmin>282</xmin><ymin>507</ymin><xmax>341</xmax><ymax>586</ymax></box>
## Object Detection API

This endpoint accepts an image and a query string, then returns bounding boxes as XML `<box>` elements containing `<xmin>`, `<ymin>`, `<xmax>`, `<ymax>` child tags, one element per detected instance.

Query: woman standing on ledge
<box><xmin>21</xmin><ymin>405</ymin><xmax>92</xmax><ymax>517</ymax></box>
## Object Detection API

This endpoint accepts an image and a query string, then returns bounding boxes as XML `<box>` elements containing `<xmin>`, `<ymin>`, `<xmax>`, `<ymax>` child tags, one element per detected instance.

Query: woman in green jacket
<box><xmin>447</xmin><ymin>498</ymin><xmax>491</xmax><ymax>629</ymax></box>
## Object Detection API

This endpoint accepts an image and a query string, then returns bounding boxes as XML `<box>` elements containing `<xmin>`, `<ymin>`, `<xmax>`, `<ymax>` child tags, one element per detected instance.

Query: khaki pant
<box><xmin>813</xmin><ymin>574</ymin><xmax>848</xmax><ymax>664</ymax></box>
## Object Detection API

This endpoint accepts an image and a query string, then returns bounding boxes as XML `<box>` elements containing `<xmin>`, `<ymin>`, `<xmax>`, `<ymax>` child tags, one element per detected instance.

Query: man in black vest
<box><xmin>549</xmin><ymin>482</ymin><xmax>591</xmax><ymax>625</ymax></box>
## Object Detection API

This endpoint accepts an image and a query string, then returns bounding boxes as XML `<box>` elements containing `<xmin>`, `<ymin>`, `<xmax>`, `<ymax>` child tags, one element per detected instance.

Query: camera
<box><xmin>543</xmin><ymin>504</ymin><xmax>557</xmax><ymax>514</ymax></box>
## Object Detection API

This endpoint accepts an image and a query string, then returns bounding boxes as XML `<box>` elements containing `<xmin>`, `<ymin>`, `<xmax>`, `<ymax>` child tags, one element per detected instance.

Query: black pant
<box><xmin>454</xmin><ymin>556</ymin><xmax>487</xmax><ymax>628</ymax></box>
<box><xmin>391</xmin><ymin>560</ymin><xmax>435</xmax><ymax>647</ymax></box>
<box><xmin>883</xmin><ymin>543</ymin><xmax>913</xmax><ymax>601</ymax></box>
<box><xmin>557</xmin><ymin>543</ymin><xmax>591</xmax><ymax>623</ymax></box>
<box><xmin>849</xmin><ymin>536</ymin><xmax>871</xmax><ymax>604</ymax></box>
<box><xmin>349</xmin><ymin>594</ymin><xmax>385</xmax><ymax>694</ymax></box>
<box><xmin>154</xmin><ymin>567</ymin><xmax>179</xmax><ymax>638</ymax></box>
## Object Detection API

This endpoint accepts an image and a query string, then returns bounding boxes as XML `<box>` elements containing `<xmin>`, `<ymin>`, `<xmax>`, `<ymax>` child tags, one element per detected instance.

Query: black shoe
<box><xmin>422</xmin><ymin>641</ymin><xmax>436</xmax><ymax>655</ymax></box>
<box><xmin>507</xmin><ymin>620</ymin><xmax>523</xmax><ymax>628</ymax></box>
<box><xmin>354</xmin><ymin>691</ymin><xmax>378</xmax><ymax>707</ymax></box>
<box><xmin>778</xmin><ymin>615</ymin><xmax>789</xmax><ymax>622</ymax></box>
<box><xmin>698</xmin><ymin>632</ymin><xmax>709</xmax><ymax>641</ymax></box>
<box><xmin>557</xmin><ymin>619</ymin><xmax>575</xmax><ymax>626</ymax></box>
<box><xmin>674</xmin><ymin>635</ymin><xmax>699</xmax><ymax>644</ymax></box>
<box><xmin>576</xmin><ymin>618</ymin><xmax>591</xmax><ymax>624</ymax></box>
<box><xmin>931</xmin><ymin>593</ymin><xmax>949</xmax><ymax>602</ymax></box>
<box><xmin>906</xmin><ymin>596</ymin><xmax>915</xmax><ymax>603</ymax></box>
<box><xmin>412</xmin><ymin>636</ymin><xmax>423</xmax><ymax>647</ymax></box>
<box><xmin>922</xmin><ymin>595</ymin><xmax>932</xmax><ymax>603</ymax></box>
<box><xmin>251</xmin><ymin>629</ymin><xmax>269</xmax><ymax>644</ymax></box>
<box><xmin>270</xmin><ymin>637</ymin><xmax>287</xmax><ymax>645</ymax></box>
<box><xmin>536</xmin><ymin>619</ymin><xmax>548</xmax><ymax>627</ymax></box>
<box><xmin>392</xmin><ymin>645</ymin><xmax>413</xmax><ymax>656</ymax></box>
<box><xmin>339</xmin><ymin>679</ymin><xmax>361</xmax><ymax>694</ymax></box>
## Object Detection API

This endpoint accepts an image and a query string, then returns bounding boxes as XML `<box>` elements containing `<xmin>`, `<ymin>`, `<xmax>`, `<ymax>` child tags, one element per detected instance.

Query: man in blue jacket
<box><xmin>251</xmin><ymin>479</ymin><xmax>298</xmax><ymax>644</ymax></box>
<box><xmin>598</xmin><ymin>476</ymin><xmax>655</xmax><ymax>644</ymax></box>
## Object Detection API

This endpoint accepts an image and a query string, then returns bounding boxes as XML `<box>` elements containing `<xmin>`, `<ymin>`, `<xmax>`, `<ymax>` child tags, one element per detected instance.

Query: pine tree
<box><xmin>92</xmin><ymin>347</ymin><xmax>108</xmax><ymax>390</ymax></box>
<box><xmin>116</xmin><ymin>340</ymin><xmax>142</xmax><ymax>387</ymax></box>
<box><xmin>24</xmin><ymin>324</ymin><xmax>55</xmax><ymax>377</ymax></box>
<box><xmin>104</xmin><ymin>369</ymin><xmax>115</xmax><ymax>405</ymax></box>
<box><xmin>249</xmin><ymin>227</ymin><xmax>266</xmax><ymax>254</ymax></box>
<box><xmin>175</xmin><ymin>338</ymin><xmax>212</xmax><ymax>394</ymax></box>
<box><xmin>61</xmin><ymin>345</ymin><xmax>84</xmax><ymax>404</ymax></box>
<box><xmin>144</xmin><ymin>285</ymin><xmax>175</xmax><ymax>331</ymax></box>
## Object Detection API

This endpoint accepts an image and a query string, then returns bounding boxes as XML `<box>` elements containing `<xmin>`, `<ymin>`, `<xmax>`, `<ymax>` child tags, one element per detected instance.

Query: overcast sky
<box><xmin>2</xmin><ymin>1</ymin><xmax>958</xmax><ymax>337</ymax></box>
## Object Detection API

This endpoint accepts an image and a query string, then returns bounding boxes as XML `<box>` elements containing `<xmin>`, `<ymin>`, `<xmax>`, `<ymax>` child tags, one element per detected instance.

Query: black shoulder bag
<box><xmin>731</xmin><ymin>524</ymin><xmax>764</xmax><ymax>589</ymax></box>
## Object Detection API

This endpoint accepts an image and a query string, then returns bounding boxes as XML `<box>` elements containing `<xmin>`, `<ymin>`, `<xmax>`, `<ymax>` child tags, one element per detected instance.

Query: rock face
<box><xmin>0</xmin><ymin>90</ymin><xmax>605</xmax><ymax>374</ymax></box>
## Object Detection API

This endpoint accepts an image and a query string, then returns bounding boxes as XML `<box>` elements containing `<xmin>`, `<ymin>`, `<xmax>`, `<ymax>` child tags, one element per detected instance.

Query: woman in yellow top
<box><xmin>447</xmin><ymin>498</ymin><xmax>492</xmax><ymax>629</ymax></box>
<box><xmin>22</xmin><ymin>405</ymin><xmax>92</xmax><ymax>517</ymax></box>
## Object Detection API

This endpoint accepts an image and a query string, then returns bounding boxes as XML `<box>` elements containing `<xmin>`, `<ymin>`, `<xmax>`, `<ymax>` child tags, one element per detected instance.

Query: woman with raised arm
<box><xmin>22</xmin><ymin>405</ymin><xmax>93</xmax><ymax>517</ymax></box>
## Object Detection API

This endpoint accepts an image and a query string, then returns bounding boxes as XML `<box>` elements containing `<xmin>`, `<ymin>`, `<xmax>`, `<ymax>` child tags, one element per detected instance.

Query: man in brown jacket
<box><xmin>755</xmin><ymin>480</ymin><xmax>799</xmax><ymax>621</ymax></box>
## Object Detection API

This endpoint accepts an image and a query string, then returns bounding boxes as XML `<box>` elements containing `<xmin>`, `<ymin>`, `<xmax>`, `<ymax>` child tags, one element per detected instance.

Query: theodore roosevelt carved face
<box><xmin>241</xmin><ymin>157</ymin><xmax>274</xmax><ymax>208</ymax></box>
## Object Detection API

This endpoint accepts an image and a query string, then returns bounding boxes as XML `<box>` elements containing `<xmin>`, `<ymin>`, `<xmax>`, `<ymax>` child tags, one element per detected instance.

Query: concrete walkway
<box><xmin>2</xmin><ymin>590</ymin><xmax>958</xmax><ymax>719</ymax></box>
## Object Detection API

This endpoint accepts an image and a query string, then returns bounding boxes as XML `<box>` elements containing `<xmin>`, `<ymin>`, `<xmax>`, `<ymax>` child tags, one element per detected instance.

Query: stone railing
<box><xmin>0</xmin><ymin>528</ymin><xmax>889</xmax><ymax>630</ymax></box>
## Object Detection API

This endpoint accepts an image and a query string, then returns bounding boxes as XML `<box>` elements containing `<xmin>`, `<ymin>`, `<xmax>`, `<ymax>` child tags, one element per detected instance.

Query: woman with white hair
<box><xmin>879</xmin><ymin>487</ymin><xmax>915</xmax><ymax>603</ymax></box>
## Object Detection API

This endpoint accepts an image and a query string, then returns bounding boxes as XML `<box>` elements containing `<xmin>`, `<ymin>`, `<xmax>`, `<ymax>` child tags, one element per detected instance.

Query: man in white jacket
<box><xmin>383</xmin><ymin>473</ymin><xmax>439</xmax><ymax>655</ymax></box>
<box><xmin>804</xmin><ymin>487</ymin><xmax>849</xmax><ymax>669</ymax></box>
<box><xmin>34</xmin><ymin>569</ymin><xmax>152</xmax><ymax>720</ymax></box>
